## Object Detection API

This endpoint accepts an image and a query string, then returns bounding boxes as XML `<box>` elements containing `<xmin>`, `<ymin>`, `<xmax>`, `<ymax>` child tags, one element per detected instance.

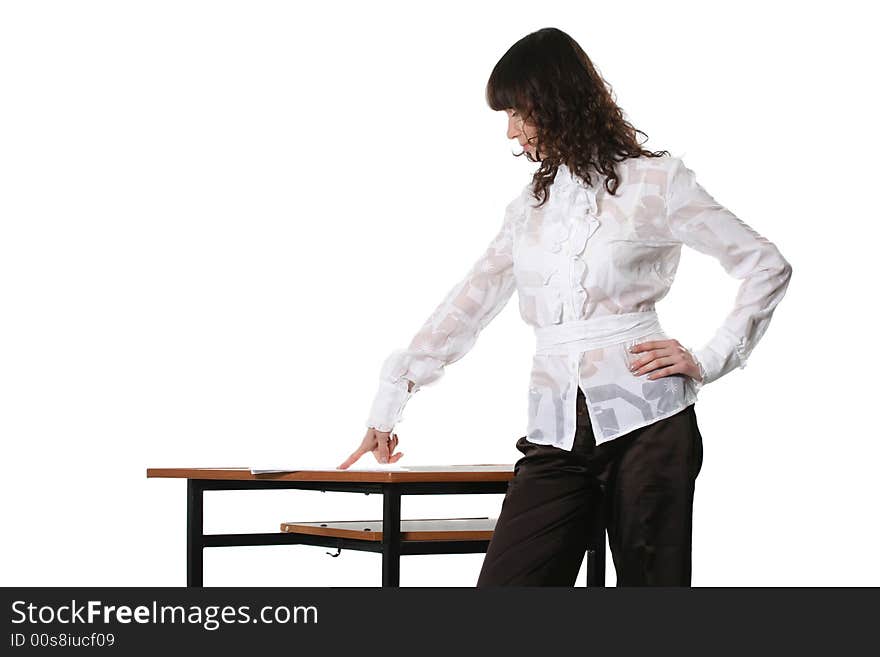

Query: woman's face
<box><xmin>505</xmin><ymin>108</ymin><xmax>539</xmax><ymax>158</ymax></box>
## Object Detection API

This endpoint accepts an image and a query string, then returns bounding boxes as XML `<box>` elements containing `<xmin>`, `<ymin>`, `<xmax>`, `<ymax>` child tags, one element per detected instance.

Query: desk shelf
<box><xmin>280</xmin><ymin>517</ymin><xmax>497</xmax><ymax>542</ymax></box>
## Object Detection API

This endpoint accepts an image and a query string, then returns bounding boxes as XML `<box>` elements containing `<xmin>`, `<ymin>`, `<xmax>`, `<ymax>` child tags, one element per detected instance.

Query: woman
<box><xmin>338</xmin><ymin>27</ymin><xmax>792</xmax><ymax>586</ymax></box>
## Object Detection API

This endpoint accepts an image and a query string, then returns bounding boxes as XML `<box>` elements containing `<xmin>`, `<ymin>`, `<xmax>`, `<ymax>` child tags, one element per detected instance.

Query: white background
<box><xmin>1</xmin><ymin>0</ymin><xmax>876</xmax><ymax>587</ymax></box>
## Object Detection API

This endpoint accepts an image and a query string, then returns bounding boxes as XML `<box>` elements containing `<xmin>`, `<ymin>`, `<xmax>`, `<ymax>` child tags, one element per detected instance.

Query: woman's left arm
<box><xmin>664</xmin><ymin>156</ymin><xmax>793</xmax><ymax>389</ymax></box>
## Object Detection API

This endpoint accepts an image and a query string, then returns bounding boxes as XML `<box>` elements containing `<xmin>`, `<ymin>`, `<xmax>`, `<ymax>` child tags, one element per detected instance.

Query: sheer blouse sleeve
<box><xmin>664</xmin><ymin>156</ymin><xmax>793</xmax><ymax>390</ymax></box>
<box><xmin>365</xmin><ymin>193</ymin><xmax>525</xmax><ymax>432</ymax></box>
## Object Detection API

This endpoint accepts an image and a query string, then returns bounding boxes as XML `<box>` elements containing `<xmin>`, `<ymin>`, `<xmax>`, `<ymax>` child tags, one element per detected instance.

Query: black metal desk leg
<box><xmin>187</xmin><ymin>479</ymin><xmax>204</xmax><ymax>587</ymax></box>
<box><xmin>381</xmin><ymin>486</ymin><xmax>401</xmax><ymax>587</ymax></box>
<box><xmin>586</xmin><ymin>528</ymin><xmax>606</xmax><ymax>587</ymax></box>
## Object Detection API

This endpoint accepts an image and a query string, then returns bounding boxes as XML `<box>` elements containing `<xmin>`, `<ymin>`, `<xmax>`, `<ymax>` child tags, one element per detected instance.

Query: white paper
<box><xmin>249</xmin><ymin>464</ymin><xmax>513</xmax><ymax>474</ymax></box>
<box><xmin>250</xmin><ymin>464</ymin><xmax>409</xmax><ymax>474</ymax></box>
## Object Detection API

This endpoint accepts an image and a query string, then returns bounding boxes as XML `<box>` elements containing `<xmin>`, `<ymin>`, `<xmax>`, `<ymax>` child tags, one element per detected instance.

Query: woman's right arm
<box><xmin>337</xmin><ymin>193</ymin><xmax>525</xmax><ymax>469</ymax></box>
<box><xmin>365</xmin><ymin>192</ymin><xmax>524</xmax><ymax>432</ymax></box>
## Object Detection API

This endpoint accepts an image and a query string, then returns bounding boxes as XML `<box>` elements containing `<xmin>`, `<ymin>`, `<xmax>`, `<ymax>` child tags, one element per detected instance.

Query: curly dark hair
<box><xmin>486</xmin><ymin>27</ymin><xmax>669</xmax><ymax>207</ymax></box>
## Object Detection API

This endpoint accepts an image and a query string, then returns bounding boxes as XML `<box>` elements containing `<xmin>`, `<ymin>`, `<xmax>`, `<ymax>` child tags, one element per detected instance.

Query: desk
<box><xmin>146</xmin><ymin>466</ymin><xmax>607</xmax><ymax>587</ymax></box>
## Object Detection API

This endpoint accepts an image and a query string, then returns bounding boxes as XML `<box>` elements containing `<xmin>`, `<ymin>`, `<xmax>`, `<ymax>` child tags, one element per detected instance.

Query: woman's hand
<box><xmin>628</xmin><ymin>338</ymin><xmax>703</xmax><ymax>383</ymax></box>
<box><xmin>337</xmin><ymin>427</ymin><xmax>404</xmax><ymax>469</ymax></box>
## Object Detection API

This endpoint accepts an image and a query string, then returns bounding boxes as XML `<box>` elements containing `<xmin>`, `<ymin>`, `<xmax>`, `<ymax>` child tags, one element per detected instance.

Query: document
<box><xmin>249</xmin><ymin>464</ymin><xmax>512</xmax><ymax>474</ymax></box>
<box><xmin>250</xmin><ymin>463</ymin><xmax>408</xmax><ymax>474</ymax></box>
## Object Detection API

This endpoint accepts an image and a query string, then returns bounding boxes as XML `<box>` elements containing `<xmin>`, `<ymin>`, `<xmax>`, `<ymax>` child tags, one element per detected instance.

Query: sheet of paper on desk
<box><xmin>390</xmin><ymin>464</ymin><xmax>513</xmax><ymax>472</ymax></box>
<box><xmin>249</xmin><ymin>464</ymin><xmax>409</xmax><ymax>474</ymax></box>
<box><xmin>249</xmin><ymin>464</ymin><xmax>512</xmax><ymax>474</ymax></box>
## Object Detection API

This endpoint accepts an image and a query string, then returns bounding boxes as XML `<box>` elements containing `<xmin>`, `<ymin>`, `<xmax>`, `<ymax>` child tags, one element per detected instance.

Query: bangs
<box><xmin>485</xmin><ymin>53</ymin><xmax>533</xmax><ymax>115</ymax></box>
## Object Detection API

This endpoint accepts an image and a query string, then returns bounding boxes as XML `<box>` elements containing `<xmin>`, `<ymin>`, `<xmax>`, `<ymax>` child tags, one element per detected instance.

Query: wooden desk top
<box><xmin>146</xmin><ymin>465</ymin><xmax>515</xmax><ymax>483</ymax></box>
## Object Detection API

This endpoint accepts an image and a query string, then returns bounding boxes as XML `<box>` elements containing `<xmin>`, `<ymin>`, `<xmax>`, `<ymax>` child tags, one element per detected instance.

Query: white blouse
<box><xmin>365</xmin><ymin>154</ymin><xmax>793</xmax><ymax>451</ymax></box>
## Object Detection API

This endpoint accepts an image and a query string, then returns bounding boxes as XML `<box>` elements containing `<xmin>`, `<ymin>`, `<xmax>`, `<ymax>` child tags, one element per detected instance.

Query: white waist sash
<box><xmin>534</xmin><ymin>310</ymin><xmax>663</xmax><ymax>356</ymax></box>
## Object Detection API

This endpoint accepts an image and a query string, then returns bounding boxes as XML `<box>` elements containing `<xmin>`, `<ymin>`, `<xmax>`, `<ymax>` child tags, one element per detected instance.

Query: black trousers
<box><xmin>477</xmin><ymin>386</ymin><xmax>704</xmax><ymax>586</ymax></box>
